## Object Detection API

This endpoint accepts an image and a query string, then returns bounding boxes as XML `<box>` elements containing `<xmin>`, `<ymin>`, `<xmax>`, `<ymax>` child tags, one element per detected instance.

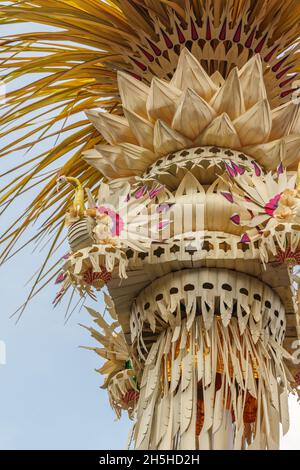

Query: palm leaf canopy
<box><xmin>0</xmin><ymin>0</ymin><xmax>300</xmax><ymax>308</ymax></box>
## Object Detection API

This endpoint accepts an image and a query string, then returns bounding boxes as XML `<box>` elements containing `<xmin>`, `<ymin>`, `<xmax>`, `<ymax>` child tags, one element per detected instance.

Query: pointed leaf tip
<box><xmin>225</xmin><ymin>162</ymin><xmax>236</xmax><ymax>177</ymax></box>
<box><xmin>230</xmin><ymin>213</ymin><xmax>241</xmax><ymax>225</ymax></box>
<box><xmin>252</xmin><ymin>161</ymin><xmax>262</xmax><ymax>176</ymax></box>
<box><xmin>221</xmin><ymin>191</ymin><xmax>234</xmax><ymax>203</ymax></box>
<box><xmin>241</xmin><ymin>233</ymin><xmax>251</xmax><ymax>243</ymax></box>
<box><xmin>277</xmin><ymin>162</ymin><xmax>284</xmax><ymax>174</ymax></box>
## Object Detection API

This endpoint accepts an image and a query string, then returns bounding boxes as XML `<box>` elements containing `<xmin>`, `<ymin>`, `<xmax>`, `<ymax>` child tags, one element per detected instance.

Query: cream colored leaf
<box><xmin>147</xmin><ymin>77</ymin><xmax>182</xmax><ymax>124</ymax></box>
<box><xmin>270</xmin><ymin>101</ymin><xmax>300</xmax><ymax>140</ymax></box>
<box><xmin>210</xmin><ymin>67</ymin><xmax>245</xmax><ymax>120</ymax></box>
<box><xmin>117</xmin><ymin>71</ymin><xmax>149</xmax><ymax>118</ymax></box>
<box><xmin>171</xmin><ymin>47</ymin><xmax>217</xmax><ymax>100</ymax></box>
<box><xmin>154</xmin><ymin>120</ymin><xmax>192</xmax><ymax>156</ymax></box>
<box><xmin>199</xmin><ymin>113</ymin><xmax>241</xmax><ymax>148</ymax></box>
<box><xmin>86</xmin><ymin>110</ymin><xmax>137</xmax><ymax>145</ymax></box>
<box><xmin>238</xmin><ymin>54</ymin><xmax>267</xmax><ymax>110</ymax></box>
<box><xmin>234</xmin><ymin>99</ymin><xmax>272</xmax><ymax>146</ymax></box>
<box><xmin>123</xmin><ymin>108</ymin><xmax>154</xmax><ymax>150</ymax></box>
<box><xmin>172</xmin><ymin>88</ymin><xmax>216</xmax><ymax>140</ymax></box>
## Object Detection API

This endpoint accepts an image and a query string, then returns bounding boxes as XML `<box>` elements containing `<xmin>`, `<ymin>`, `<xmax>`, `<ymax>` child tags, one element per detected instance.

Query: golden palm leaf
<box><xmin>0</xmin><ymin>0</ymin><xmax>300</xmax><ymax>307</ymax></box>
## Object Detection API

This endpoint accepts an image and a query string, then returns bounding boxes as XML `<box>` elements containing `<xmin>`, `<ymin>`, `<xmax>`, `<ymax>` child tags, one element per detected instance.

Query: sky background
<box><xmin>0</xmin><ymin>18</ymin><xmax>299</xmax><ymax>450</ymax></box>
<box><xmin>0</xmin><ymin>20</ymin><xmax>132</xmax><ymax>450</ymax></box>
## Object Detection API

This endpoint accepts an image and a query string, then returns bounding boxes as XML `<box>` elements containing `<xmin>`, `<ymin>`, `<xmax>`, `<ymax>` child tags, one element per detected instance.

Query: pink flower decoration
<box><xmin>252</xmin><ymin>161</ymin><xmax>261</xmax><ymax>176</ymax></box>
<box><xmin>276</xmin><ymin>248</ymin><xmax>300</xmax><ymax>266</ymax></box>
<box><xmin>55</xmin><ymin>272</ymin><xmax>66</xmax><ymax>284</ymax></box>
<box><xmin>277</xmin><ymin>162</ymin><xmax>284</xmax><ymax>175</ymax></box>
<box><xmin>135</xmin><ymin>185</ymin><xmax>147</xmax><ymax>199</ymax></box>
<box><xmin>221</xmin><ymin>192</ymin><xmax>234</xmax><ymax>203</ymax></box>
<box><xmin>231</xmin><ymin>161</ymin><xmax>245</xmax><ymax>175</ymax></box>
<box><xmin>149</xmin><ymin>185</ymin><xmax>164</xmax><ymax>199</ymax></box>
<box><xmin>158</xmin><ymin>220</ymin><xmax>169</xmax><ymax>230</ymax></box>
<box><xmin>264</xmin><ymin>193</ymin><xmax>281</xmax><ymax>216</ymax></box>
<box><xmin>83</xmin><ymin>266</ymin><xmax>112</xmax><ymax>285</ymax></box>
<box><xmin>123</xmin><ymin>390</ymin><xmax>140</xmax><ymax>406</ymax></box>
<box><xmin>240</xmin><ymin>233</ymin><xmax>251</xmax><ymax>244</ymax></box>
<box><xmin>53</xmin><ymin>287</ymin><xmax>65</xmax><ymax>304</ymax></box>
<box><xmin>230</xmin><ymin>213</ymin><xmax>240</xmax><ymax>225</ymax></box>
<box><xmin>225</xmin><ymin>162</ymin><xmax>236</xmax><ymax>177</ymax></box>
<box><xmin>97</xmin><ymin>206</ymin><xmax>124</xmax><ymax>237</ymax></box>
<box><xmin>156</xmin><ymin>203</ymin><xmax>171</xmax><ymax>214</ymax></box>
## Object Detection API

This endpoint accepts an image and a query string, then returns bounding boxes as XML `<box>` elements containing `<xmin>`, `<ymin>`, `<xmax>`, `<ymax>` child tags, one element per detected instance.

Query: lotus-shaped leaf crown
<box><xmin>84</xmin><ymin>48</ymin><xmax>300</xmax><ymax>179</ymax></box>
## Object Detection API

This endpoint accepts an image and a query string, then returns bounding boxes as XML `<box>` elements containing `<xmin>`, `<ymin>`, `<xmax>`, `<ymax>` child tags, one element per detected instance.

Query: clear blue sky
<box><xmin>0</xmin><ymin>20</ymin><xmax>299</xmax><ymax>451</ymax></box>
<box><xmin>0</xmin><ymin>256</ymin><xmax>131</xmax><ymax>450</ymax></box>
<box><xmin>0</xmin><ymin>21</ymin><xmax>131</xmax><ymax>450</ymax></box>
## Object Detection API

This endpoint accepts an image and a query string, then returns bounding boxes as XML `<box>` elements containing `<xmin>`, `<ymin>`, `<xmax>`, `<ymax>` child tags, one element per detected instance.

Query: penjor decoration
<box><xmin>1</xmin><ymin>0</ymin><xmax>300</xmax><ymax>451</ymax></box>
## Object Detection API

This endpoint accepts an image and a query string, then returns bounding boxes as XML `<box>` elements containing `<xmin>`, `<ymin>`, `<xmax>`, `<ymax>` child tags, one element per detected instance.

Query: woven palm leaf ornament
<box><xmin>222</xmin><ymin>166</ymin><xmax>300</xmax><ymax>266</ymax></box>
<box><xmin>81</xmin><ymin>302</ymin><xmax>140</xmax><ymax>419</ymax></box>
<box><xmin>1</xmin><ymin>0</ymin><xmax>300</xmax><ymax>450</ymax></box>
<box><xmin>54</xmin><ymin>178</ymin><xmax>166</xmax><ymax>302</ymax></box>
